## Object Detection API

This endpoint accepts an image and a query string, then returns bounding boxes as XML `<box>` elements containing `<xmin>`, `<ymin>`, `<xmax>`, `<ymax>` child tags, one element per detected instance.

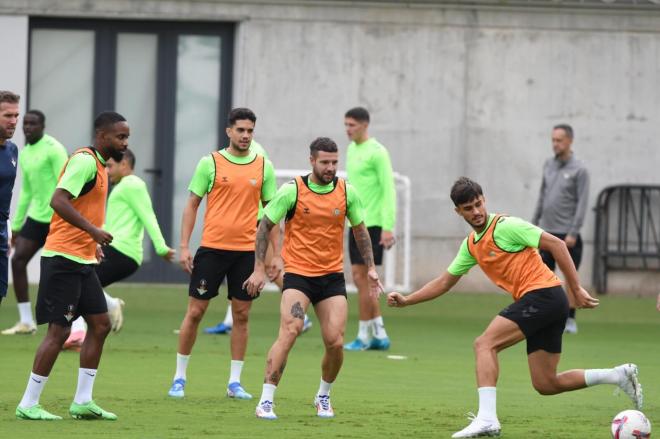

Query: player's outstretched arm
<box><xmin>387</xmin><ymin>271</ymin><xmax>461</xmax><ymax>308</ymax></box>
<box><xmin>51</xmin><ymin>188</ymin><xmax>112</xmax><ymax>245</ymax></box>
<box><xmin>539</xmin><ymin>231</ymin><xmax>599</xmax><ymax>309</ymax></box>
<box><xmin>179</xmin><ymin>192</ymin><xmax>202</xmax><ymax>273</ymax></box>
<box><xmin>243</xmin><ymin>217</ymin><xmax>276</xmax><ymax>296</ymax></box>
<box><xmin>352</xmin><ymin>222</ymin><xmax>384</xmax><ymax>298</ymax></box>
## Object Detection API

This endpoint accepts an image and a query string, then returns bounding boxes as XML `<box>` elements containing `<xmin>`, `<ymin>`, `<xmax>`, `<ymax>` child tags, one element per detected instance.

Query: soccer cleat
<box><xmin>563</xmin><ymin>317</ymin><xmax>578</xmax><ymax>334</ymax></box>
<box><xmin>302</xmin><ymin>315</ymin><xmax>313</xmax><ymax>333</ymax></box>
<box><xmin>314</xmin><ymin>394</ymin><xmax>335</xmax><ymax>418</ymax></box>
<box><xmin>204</xmin><ymin>322</ymin><xmax>232</xmax><ymax>334</ymax></box>
<box><xmin>255</xmin><ymin>400</ymin><xmax>277</xmax><ymax>420</ymax></box>
<box><xmin>69</xmin><ymin>400</ymin><xmax>117</xmax><ymax>420</ymax></box>
<box><xmin>15</xmin><ymin>404</ymin><xmax>62</xmax><ymax>420</ymax></box>
<box><xmin>367</xmin><ymin>337</ymin><xmax>391</xmax><ymax>351</ymax></box>
<box><xmin>343</xmin><ymin>338</ymin><xmax>369</xmax><ymax>351</ymax></box>
<box><xmin>227</xmin><ymin>382</ymin><xmax>252</xmax><ymax>400</ymax></box>
<box><xmin>62</xmin><ymin>330</ymin><xmax>86</xmax><ymax>351</ymax></box>
<box><xmin>615</xmin><ymin>363</ymin><xmax>643</xmax><ymax>409</ymax></box>
<box><xmin>2</xmin><ymin>321</ymin><xmax>37</xmax><ymax>335</ymax></box>
<box><xmin>168</xmin><ymin>378</ymin><xmax>186</xmax><ymax>398</ymax></box>
<box><xmin>109</xmin><ymin>298</ymin><xmax>125</xmax><ymax>333</ymax></box>
<box><xmin>452</xmin><ymin>413</ymin><xmax>501</xmax><ymax>438</ymax></box>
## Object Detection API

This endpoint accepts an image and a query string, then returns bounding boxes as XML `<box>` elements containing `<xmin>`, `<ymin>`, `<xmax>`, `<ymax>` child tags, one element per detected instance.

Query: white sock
<box><xmin>229</xmin><ymin>360</ymin><xmax>244</xmax><ymax>384</ymax></box>
<box><xmin>71</xmin><ymin>317</ymin><xmax>87</xmax><ymax>333</ymax></box>
<box><xmin>357</xmin><ymin>320</ymin><xmax>370</xmax><ymax>344</ymax></box>
<box><xmin>260</xmin><ymin>383</ymin><xmax>277</xmax><ymax>404</ymax></box>
<box><xmin>73</xmin><ymin>368</ymin><xmax>97</xmax><ymax>404</ymax></box>
<box><xmin>317</xmin><ymin>378</ymin><xmax>333</xmax><ymax>396</ymax></box>
<box><xmin>584</xmin><ymin>368</ymin><xmax>620</xmax><ymax>386</ymax></box>
<box><xmin>223</xmin><ymin>304</ymin><xmax>233</xmax><ymax>326</ymax></box>
<box><xmin>371</xmin><ymin>316</ymin><xmax>388</xmax><ymax>339</ymax></box>
<box><xmin>104</xmin><ymin>291</ymin><xmax>118</xmax><ymax>313</ymax></box>
<box><xmin>476</xmin><ymin>387</ymin><xmax>497</xmax><ymax>421</ymax></box>
<box><xmin>174</xmin><ymin>353</ymin><xmax>190</xmax><ymax>381</ymax></box>
<box><xmin>19</xmin><ymin>372</ymin><xmax>48</xmax><ymax>408</ymax></box>
<box><xmin>18</xmin><ymin>302</ymin><xmax>34</xmax><ymax>325</ymax></box>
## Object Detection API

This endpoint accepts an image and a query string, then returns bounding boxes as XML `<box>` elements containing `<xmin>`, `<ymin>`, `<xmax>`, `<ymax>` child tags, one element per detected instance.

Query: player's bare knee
<box><xmin>232</xmin><ymin>308</ymin><xmax>249</xmax><ymax>326</ymax></box>
<box><xmin>531</xmin><ymin>378</ymin><xmax>558</xmax><ymax>395</ymax></box>
<box><xmin>10</xmin><ymin>252</ymin><xmax>28</xmax><ymax>269</ymax></box>
<box><xmin>351</xmin><ymin>266</ymin><xmax>366</xmax><ymax>284</ymax></box>
<box><xmin>324</xmin><ymin>334</ymin><xmax>344</xmax><ymax>352</ymax></box>
<box><xmin>187</xmin><ymin>305</ymin><xmax>206</xmax><ymax>323</ymax></box>
<box><xmin>473</xmin><ymin>335</ymin><xmax>492</xmax><ymax>353</ymax></box>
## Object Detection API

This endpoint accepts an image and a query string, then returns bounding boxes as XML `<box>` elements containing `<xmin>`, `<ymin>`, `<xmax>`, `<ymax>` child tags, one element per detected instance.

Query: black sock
<box><xmin>568</xmin><ymin>308</ymin><xmax>576</xmax><ymax>319</ymax></box>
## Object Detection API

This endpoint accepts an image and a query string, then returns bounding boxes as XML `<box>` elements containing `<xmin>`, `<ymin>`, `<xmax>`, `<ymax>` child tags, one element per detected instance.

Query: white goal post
<box><xmin>274</xmin><ymin>169</ymin><xmax>412</xmax><ymax>293</ymax></box>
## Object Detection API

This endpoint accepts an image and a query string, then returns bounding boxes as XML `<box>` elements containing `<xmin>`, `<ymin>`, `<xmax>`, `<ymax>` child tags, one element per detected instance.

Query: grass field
<box><xmin>0</xmin><ymin>285</ymin><xmax>657</xmax><ymax>438</ymax></box>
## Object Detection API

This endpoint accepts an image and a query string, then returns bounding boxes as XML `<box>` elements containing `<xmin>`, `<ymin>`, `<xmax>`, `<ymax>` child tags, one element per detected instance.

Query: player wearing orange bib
<box><xmin>387</xmin><ymin>178</ymin><xmax>643</xmax><ymax>438</ymax></box>
<box><xmin>244</xmin><ymin>137</ymin><xmax>383</xmax><ymax>420</ymax></box>
<box><xmin>16</xmin><ymin>112</ymin><xmax>129</xmax><ymax>421</ymax></box>
<box><xmin>168</xmin><ymin>108</ymin><xmax>277</xmax><ymax>401</ymax></box>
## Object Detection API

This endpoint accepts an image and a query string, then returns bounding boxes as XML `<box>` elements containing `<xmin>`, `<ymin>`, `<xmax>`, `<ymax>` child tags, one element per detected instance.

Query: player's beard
<box><xmin>313</xmin><ymin>168</ymin><xmax>335</xmax><ymax>185</ymax></box>
<box><xmin>109</xmin><ymin>147</ymin><xmax>125</xmax><ymax>163</ymax></box>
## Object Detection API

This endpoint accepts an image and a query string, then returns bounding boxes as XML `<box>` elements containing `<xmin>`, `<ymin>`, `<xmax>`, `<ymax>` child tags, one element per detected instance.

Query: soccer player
<box><xmin>532</xmin><ymin>124</ymin><xmax>589</xmax><ymax>334</ymax></box>
<box><xmin>387</xmin><ymin>177</ymin><xmax>642</xmax><ymax>438</ymax></box>
<box><xmin>16</xmin><ymin>111</ymin><xmax>128</xmax><ymax>421</ymax></box>
<box><xmin>0</xmin><ymin>91</ymin><xmax>20</xmax><ymax>308</ymax></box>
<box><xmin>245</xmin><ymin>137</ymin><xmax>382</xmax><ymax>420</ymax></box>
<box><xmin>3</xmin><ymin>110</ymin><xmax>67</xmax><ymax>334</ymax></box>
<box><xmin>205</xmin><ymin>139</ymin><xmax>312</xmax><ymax>335</ymax></box>
<box><xmin>168</xmin><ymin>108</ymin><xmax>276</xmax><ymax>400</ymax></box>
<box><xmin>343</xmin><ymin>107</ymin><xmax>396</xmax><ymax>351</ymax></box>
<box><xmin>63</xmin><ymin>148</ymin><xmax>175</xmax><ymax>349</ymax></box>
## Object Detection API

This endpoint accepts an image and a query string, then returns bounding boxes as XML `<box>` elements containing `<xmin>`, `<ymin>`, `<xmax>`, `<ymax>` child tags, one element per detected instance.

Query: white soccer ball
<box><xmin>611</xmin><ymin>410</ymin><xmax>652</xmax><ymax>438</ymax></box>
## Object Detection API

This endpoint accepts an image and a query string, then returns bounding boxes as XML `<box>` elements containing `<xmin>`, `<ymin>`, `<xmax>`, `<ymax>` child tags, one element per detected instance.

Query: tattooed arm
<box><xmin>351</xmin><ymin>222</ymin><xmax>384</xmax><ymax>298</ymax></box>
<box><xmin>243</xmin><ymin>217</ymin><xmax>277</xmax><ymax>297</ymax></box>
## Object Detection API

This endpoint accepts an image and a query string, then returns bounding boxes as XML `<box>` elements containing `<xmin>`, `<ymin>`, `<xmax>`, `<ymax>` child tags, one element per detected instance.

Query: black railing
<box><xmin>593</xmin><ymin>185</ymin><xmax>660</xmax><ymax>294</ymax></box>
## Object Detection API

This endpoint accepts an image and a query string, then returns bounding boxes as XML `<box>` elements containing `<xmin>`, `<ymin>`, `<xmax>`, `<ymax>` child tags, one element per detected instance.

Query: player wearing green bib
<box><xmin>3</xmin><ymin>110</ymin><xmax>67</xmax><ymax>335</ymax></box>
<box><xmin>63</xmin><ymin>149</ymin><xmax>174</xmax><ymax>350</ymax></box>
<box><xmin>343</xmin><ymin>107</ymin><xmax>396</xmax><ymax>351</ymax></box>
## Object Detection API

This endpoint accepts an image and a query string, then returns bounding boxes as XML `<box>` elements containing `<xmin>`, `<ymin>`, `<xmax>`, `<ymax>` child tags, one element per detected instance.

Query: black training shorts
<box><xmin>349</xmin><ymin>226</ymin><xmax>384</xmax><ymax>266</ymax></box>
<box><xmin>499</xmin><ymin>285</ymin><xmax>569</xmax><ymax>355</ymax></box>
<box><xmin>188</xmin><ymin>247</ymin><xmax>256</xmax><ymax>301</ymax></box>
<box><xmin>95</xmin><ymin>245</ymin><xmax>140</xmax><ymax>287</ymax></box>
<box><xmin>282</xmin><ymin>272</ymin><xmax>347</xmax><ymax>305</ymax></box>
<box><xmin>36</xmin><ymin>256</ymin><xmax>107</xmax><ymax>326</ymax></box>
<box><xmin>17</xmin><ymin>217</ymin><xmax>51</xmax><ymax>247</ymax></box>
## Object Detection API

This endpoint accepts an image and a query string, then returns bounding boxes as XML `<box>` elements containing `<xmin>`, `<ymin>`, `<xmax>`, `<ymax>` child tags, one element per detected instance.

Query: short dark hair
<box><xmin>26</xmin><ymin>109</ymin><xmax>46</xmax><ymax>125</ymax></box>
<box><xmin>94</xmin><ymin>111</ymin><xmax>126</xmax><ymax>131</ymax></box>
<box><xmin>553</xmin><ymin>124</ymin><xmax>574</xmax><ymax>139</ymax></box>
<box><xmin>344</xmin><ymin>107</ymin><xmax>370</xmax><ymax>123</ymax></box>
<box><xmin>0</xmin><ymin>91</ymin><xmax>20</xmax><ymax>105</ymax></box>
<box><xmin>122</xmin><ymin>148</ymin><xmax>136</xmax><ymax>169</ymax></box>
<box><xmin>450</xmin><ymin>177</ymin><xmax>484</xmax><ymax>206</ymax></box>
<box><xmin>227</xmin><ymin>108</ymin><xmax>256</xmax><ymax>126</ymax></box>
<box><xmin>309</xmin><ymin>137</ymin><xmax>338</xmax><ymax>156</ymax></box>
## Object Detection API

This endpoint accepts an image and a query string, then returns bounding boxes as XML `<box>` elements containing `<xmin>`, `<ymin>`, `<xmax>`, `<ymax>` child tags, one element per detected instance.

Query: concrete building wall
<box><xmin>1</xmin><ymin>1</ymin><xmax>659</xmax><ymax>294</ymax></box>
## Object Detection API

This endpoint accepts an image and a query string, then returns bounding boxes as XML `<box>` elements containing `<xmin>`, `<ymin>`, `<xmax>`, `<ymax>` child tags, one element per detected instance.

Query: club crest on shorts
<box><xmin>64</xmin><ymin>304</ymin><xmax>75</xmax><ymax>322</ymax></box>
<box><xmin>197</xmin><ymin>279</ymin><xmax>208</xmax><ymax>295</ymax></box>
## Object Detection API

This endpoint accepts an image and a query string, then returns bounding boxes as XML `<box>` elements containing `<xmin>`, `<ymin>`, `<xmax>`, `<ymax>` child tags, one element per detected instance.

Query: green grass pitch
<box><xmin>0</xmin><ymin>285</ymin><xmax>657</xmax><ymax>438</ymax></box>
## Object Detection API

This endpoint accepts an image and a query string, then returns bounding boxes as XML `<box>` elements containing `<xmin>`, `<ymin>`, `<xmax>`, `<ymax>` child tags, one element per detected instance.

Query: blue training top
<box><xmin>0</xmin><ymin>140</ymin><xmax>18</xmax><ymax>222</ymax></box>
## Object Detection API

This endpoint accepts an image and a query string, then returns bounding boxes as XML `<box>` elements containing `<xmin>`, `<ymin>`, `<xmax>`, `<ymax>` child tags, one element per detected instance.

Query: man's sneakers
<box><xmin>615</xmin><ymin>363</ymin><xmax>643</xmax><ymax>409</ymax></box>
<box><xmin>62</xmin><ymin>330</ymin><xmax>86</xmax><ymax>351</ymax></box>
<box><xmin>109</xmin><ymin>298</ymin><xmax>125</xmax><ymax>333</ymax></box>
<box><xmin>204</xmin><ymin>322</ymin><xmax>232</xmax><ymax>334</ymax></box>
<box><xmin>15</xmin><ymin>404</ymin><xmax>62</xmax><ymax>420</ymax></box>
<box><xmin>2</xmin><ymin>322</ymin><xmax>37</xmax><ymax>335</ymax></box>
<box><xmin>344</xmin><ymin>337</ymin><xmax>390</xmax><ymax>351</ymax></box>
<box><xmin>368</xmin><ymin>337</ymin><xmax>391</xmax><ymax>351</ymax></box>
<box><xmin>343</xmin><ymin>338</ymin><xmax>369</xmax><ymax>351</ymax></box>
<box><xmin>168</xmin><ymin>378</ymin><xmax>186</xmax><ymax>398</ymax></box>
<box><xmin>302</xmin><ymin>315</ymin><xmax>313</xmax><ymax>333</ymax></box>
<box><xmin>452</xmin><ymin>413</ymin><xmax>501</xmax><ymax>438</ymax></box>
<box><xmin>564</xmin><ymin>317</ymin><xmax>578</xmax><ymax>334</ymax></box>
<box><xmin>227</xmin><ymin>382</ymin><xmax>252</xmax><ymax>400</ymax></box>
<box><xmin>314</xmin><ymin>394</ymin><xmax>335</xmax><ymax>418</ymax></box>
<box><xmin>255</xmin><ymin>400</ymin><xmax>277</xmax><ymax>420</ymax></box>
<box><xmin>69</xmin><ymin>400</ymin><xmax>117</xmax><ymax>420</ymax></box>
